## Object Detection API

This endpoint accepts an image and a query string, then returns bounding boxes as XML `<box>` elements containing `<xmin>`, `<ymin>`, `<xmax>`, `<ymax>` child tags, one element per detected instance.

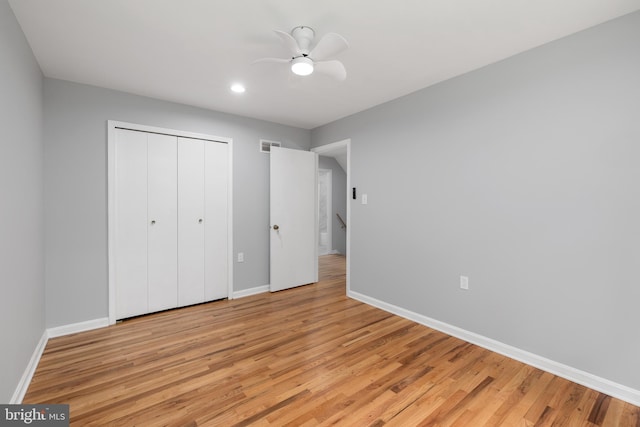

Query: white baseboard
<box><xmin>319</xmin><ymin>250</ymin><xmax>342</xmax><ymax>256</ymax></box>
<box><xmin>11</xmin><ymin>317</ymin><xmax>111</xmax><ymax>402</ymax></box>
<box><xmin>46</xmin><ymin>317</ymin><xmax>109</xmax><ymax>339</ymax></box>
<box><xmin>11</xmin><ymin>331</ymin><xmax>48</xmax><ymax>404</ymax></box>
<box><xmin>348</xmin><ymin>290</ymin><xmax>640</xmax><ymax>407</ymax></box>
<box><xmin>233</xmin><ymin>285</ymin><xmax>269</xmax><ymax>299</ymax></box>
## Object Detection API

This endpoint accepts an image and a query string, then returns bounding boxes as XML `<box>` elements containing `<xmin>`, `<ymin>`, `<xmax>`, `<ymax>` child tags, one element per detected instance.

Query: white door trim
<box><xmin>311</xmin><ymin>139</ymin><xmax>351</xmax><ymax>292</ymax></box>
<box><xmin>107</xmin><ymin>120</ymin><xmax>234</xmax><ymax>325</ymax></box>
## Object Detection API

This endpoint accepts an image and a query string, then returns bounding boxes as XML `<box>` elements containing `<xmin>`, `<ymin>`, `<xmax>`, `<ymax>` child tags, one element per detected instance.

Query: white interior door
<box><xmin>178</xmin><ymin>137</ymin><xmax>206</xmax><ymax>306</ymax></box>
<box><xmin>147</xmin><ymin>133</ymin><xmax>178</xmax><ymax>313</ymax></box>
<box><xmin>270</xmin><ymin>147</ymin><xmax>318</xmax><ymax>292</ymax></box>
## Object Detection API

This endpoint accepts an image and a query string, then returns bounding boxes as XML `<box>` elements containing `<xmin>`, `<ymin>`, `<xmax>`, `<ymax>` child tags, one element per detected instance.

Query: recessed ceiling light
<box><xmin>230</xmin><ymin>83</ymin><xmax>246</xmax><ymax>93</ymax></box>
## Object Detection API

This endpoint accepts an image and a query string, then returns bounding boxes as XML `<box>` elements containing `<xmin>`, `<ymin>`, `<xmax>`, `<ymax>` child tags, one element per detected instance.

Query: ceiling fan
<box><xmin>255</xmin><ymin>26</ymin><xmax>349</xmax><ymax>81</ymax></box>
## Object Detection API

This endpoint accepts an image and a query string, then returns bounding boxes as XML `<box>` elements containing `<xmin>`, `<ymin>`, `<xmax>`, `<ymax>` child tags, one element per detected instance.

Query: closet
<box><xmin>113</xmin><ymin>127</ymin><xmax>228</xmax><ymax>320</ymax></box>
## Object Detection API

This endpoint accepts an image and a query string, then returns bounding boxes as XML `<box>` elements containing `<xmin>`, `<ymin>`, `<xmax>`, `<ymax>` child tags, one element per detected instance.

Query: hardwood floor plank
<box><xmin>23</xmin><ymin>254</ymin><xmax>640</xmax><ymax>426</ymax></box>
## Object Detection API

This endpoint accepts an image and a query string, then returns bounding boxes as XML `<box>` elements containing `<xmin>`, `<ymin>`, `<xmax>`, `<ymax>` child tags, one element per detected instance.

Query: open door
<box><xmin>270</xmin><ymin>147</ymin><xmax>318</xmax><ymax>292</ymax></box>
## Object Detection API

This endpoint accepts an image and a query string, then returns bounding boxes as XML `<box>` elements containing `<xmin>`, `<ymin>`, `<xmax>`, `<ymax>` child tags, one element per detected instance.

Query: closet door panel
<box><xmin>147</xmin><ymin>133</ymin><xmax>178</xmax><ymax>312</ymax></box>
<box><xmin>178</xmin><ymin>138</ymin><xmax>206</xmax><ymax>306</ymax></box>
<box><xmin>115</xmin><ymin>129</ymin><xmax>148</xmax><ymax>319</ymax></box>
<box><xmin>205</xmin><ymin>142</ymin><xmax>229</xmax><ymax>300</ymax></box>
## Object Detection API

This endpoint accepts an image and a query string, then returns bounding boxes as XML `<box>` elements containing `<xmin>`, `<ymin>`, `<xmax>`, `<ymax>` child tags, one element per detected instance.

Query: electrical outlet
<box><xmin>460</xmin><ymin>275</ymin><xmax>469</xmax><ymax>290</ymax></box>
<box><xmin>237</xmin><ymin>252</ymin><xmax>244</xmax><ymax>263</ymax></box>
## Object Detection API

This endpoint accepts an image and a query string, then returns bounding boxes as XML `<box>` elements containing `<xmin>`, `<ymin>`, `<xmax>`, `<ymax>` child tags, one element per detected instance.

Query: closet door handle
<box><xmin>150</xmin><ymin>220</ymin><xmax>156</xmax><ymax>225</ymax></box>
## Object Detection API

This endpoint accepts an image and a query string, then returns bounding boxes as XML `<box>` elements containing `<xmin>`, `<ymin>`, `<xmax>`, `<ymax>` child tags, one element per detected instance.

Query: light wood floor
<box><xmin>26</xmin><ymin>255</ymin><xmax>639</xmax><ymax>426</ymax></box>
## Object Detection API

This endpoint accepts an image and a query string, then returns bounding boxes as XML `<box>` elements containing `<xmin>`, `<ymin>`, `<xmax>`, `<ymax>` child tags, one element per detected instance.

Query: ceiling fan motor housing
<box><xmin>291</xmin><ymin>26</ymin><xmax>315</xmax><ymax>55</ymax></box>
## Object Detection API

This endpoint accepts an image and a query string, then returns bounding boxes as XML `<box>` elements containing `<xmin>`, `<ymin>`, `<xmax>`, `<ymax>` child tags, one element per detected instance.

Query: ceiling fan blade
<box><xmin>314</xmin><ymin>60</ymin><xmax>347</xmax><ymax>81</ymax></box>
<box><xmin>274</xmin><ymin>29</ymin><xmax>302</xmax><ymax>57</ymax></box>
<box><xmin>253</xmin><ymin>57</ymin><xmax>291</xmax><ymax>65</ymax></box>
<box><xmin>309</xmin><ymin>33</ymin><xmax>349</xmax><ymax>61</ymax></box>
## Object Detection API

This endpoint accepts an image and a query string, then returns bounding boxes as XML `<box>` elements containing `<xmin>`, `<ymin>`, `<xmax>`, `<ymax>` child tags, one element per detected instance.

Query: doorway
<box><xmin>311</xmin><ymin>139</ymin><xmax>351</xmax><ymax>291</ymax></box>
<box><xmin>318</xmin><ymin>168</ymin><xmax>332</xmax><ymax>255</ymax></box>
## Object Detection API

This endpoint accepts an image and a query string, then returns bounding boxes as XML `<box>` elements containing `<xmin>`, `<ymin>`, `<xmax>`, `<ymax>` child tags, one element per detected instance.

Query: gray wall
<box><xmin>44</xmin><ymin>78</ymin><xmax>310</xmax><ymax>328</ymax></box>
<box><xmin>312</xmin><ymin>11</ymin><xmax>640</xmax><ymax>390</ymax></box>
<box><xmin>318</xmin><ymin>156</ymin><xmax>347</xmax><ymax>255</ymax></box>
<box><xmin>0</xmin><ymin>0</ymin><xmax>45</xmax><ymax>402</ymax></box>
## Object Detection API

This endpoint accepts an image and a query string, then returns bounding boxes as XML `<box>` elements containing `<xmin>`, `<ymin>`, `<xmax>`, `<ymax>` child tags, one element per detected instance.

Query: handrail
<box><xmin>336</xmin><ymin>213</ymin><xmax>346</xmax><ymax>230</ymax></box>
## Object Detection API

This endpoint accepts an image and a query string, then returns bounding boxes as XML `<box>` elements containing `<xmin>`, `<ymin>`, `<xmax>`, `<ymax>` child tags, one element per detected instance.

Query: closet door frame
<box><xmin>107</xmin><ymin>120</ymin><xmax>233</xmax><ymax>325</ymax></box>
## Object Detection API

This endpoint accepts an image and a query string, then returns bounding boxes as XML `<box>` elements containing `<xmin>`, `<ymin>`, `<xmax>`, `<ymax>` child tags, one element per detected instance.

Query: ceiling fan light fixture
<box><xmin>291</xmin><ymin>57</ymin><xmax>314</xmax><ymax>76</ymax></box>
<box><xmin>230</xmin><ymin>83</ymin><xmax>246</xmax><ymax>93</ymax></box>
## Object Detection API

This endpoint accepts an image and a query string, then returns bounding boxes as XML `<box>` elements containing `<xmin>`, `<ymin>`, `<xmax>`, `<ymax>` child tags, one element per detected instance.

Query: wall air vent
<box><xmin>260</xmin><ymin>139</ymin><xmax>281</xmax><ymax>153</ymax></box>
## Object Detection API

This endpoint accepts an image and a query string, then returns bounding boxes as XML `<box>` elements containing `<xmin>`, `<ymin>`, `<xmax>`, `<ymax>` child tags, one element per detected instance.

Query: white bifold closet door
<box><xmin>114</xmin><ymin>129</ymin><xmax>227</xmax><ymax>320</ymax></box>
<box><xmin>203</xmin><ymin>140</ymin><xmax>228</xmax><ymax>301</ymax></box>
<box><xmin>177</xmin><ymin>137</ymin><xmax>228</xmax><ymax>305</ymax></box>
<box><xmin>178</xmin><ymin>138</ymin><xmax>206</xmax><ymax>306</ymax></box>
<box><xmin>115</xmin><ymin>129</ymin><xmax>150</xmax><ymax>319</ymax></box>
<box><xmin>147</xmin><ymin>134</ymin><xmax>178</xmax><ymax>313</ymax></box>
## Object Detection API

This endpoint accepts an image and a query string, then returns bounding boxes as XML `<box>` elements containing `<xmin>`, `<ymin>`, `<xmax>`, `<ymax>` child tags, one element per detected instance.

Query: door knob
<box><xmin>198</xmin><ymin>219</ymin><xmax>203</xmax><ymax>224</ymax></box>
<box><xmin>273</xmin><ymin>224</ymin><xmax>279</xmax><ymax>230</ymax></box>
<box><xmin>150</xmin><ymin>220</ymin><xmax>156</xmax><ymax>225</ymax></box>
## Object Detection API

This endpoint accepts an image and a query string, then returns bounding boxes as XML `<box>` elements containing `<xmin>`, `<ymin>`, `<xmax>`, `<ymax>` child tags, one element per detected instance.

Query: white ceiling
<box><xmin>9</xmin><ymin>0</ymin><xmax>640</xmax><ymax>129</ymax></box>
